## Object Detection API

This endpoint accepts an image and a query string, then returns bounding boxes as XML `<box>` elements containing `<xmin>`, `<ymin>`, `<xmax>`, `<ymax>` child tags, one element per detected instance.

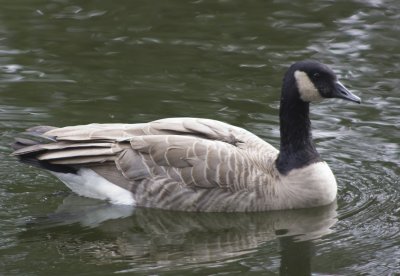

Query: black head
<box><xmin>283</xmin><ymin>60</ymin><xmax>361</xmax><ymax>103</ymax></box>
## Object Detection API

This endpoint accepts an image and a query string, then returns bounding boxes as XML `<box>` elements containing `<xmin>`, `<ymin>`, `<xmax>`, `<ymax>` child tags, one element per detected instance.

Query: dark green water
<box><xmin>1</xmin><ymin>0</ymin><xmax>399</xmax><ymax>275</ymax></box>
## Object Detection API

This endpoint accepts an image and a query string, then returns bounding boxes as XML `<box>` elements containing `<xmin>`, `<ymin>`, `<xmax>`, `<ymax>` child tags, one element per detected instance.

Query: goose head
<box><xmin>277</xmin><ymin>60</ymin><xmax>361</xmax><ymax>175</ymax></box>
<box><xmin>282</xmin><ymin>60</ymin><xmax>361</xmax><ymax>104</ymax></box>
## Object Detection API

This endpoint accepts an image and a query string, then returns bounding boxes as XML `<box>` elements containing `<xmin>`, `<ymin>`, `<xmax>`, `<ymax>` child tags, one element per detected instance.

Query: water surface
<box><xmin>1</xmin><ymin>0</ymin><xmax>399</xmax><ymax>275</ymax></box>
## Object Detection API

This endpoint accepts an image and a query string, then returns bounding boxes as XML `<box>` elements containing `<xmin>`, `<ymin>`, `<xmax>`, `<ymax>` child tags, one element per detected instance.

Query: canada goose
<box><xmin>12</xmin><ymin>60</ymin><xmax>361</xmax><ymax>212</ymax></box>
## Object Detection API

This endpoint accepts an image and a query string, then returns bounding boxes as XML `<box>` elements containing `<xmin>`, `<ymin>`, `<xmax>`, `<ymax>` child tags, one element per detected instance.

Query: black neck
<box><xmin>276</xmin><ymin>77</ymin><xmax>320</xmax><ymax>175</ymax></box>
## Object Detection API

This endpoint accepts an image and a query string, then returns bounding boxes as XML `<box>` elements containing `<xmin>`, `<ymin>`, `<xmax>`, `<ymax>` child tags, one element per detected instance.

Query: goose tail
<box><xmin>11</xmin><ymin>126</ymin><xmax>78</xmax><ymax>174</ymax></box>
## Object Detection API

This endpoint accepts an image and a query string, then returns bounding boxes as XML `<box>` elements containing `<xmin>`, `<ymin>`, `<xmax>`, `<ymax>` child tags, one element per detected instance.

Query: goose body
<box><xmin>12</xmin><ymin>60</ymin><xmax>360</xmax><ymax>212</ymax></box>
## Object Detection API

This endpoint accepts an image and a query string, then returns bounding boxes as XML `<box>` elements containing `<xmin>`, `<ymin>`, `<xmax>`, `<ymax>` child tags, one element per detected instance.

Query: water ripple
<box><xmin>0</xmin><ymin>0</ymin><xmax>399</xmax><ymax>274</ymax></box>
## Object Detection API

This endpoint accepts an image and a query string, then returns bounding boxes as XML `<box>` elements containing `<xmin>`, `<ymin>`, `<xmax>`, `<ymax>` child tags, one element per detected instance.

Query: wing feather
<box><xmin>13</xmin><ymin>118</ymin><xmax>279</xmax><ymax>211</ymax></box>
<box><xmin>42</xmin><ymin>118</ymin><xmax>270</xmax><ymax>149</ymax></box>
<box><xmin>37</xmin><ymin>147</ymin><xmax>123</xmax><ymax>161</ymax></box>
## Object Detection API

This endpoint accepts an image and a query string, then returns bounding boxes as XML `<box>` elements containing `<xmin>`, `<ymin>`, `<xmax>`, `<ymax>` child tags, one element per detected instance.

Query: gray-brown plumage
<box><xmin>13</xmin><ymin>118</ymin><xmax>282</xmax><ymax>211</ymax></box>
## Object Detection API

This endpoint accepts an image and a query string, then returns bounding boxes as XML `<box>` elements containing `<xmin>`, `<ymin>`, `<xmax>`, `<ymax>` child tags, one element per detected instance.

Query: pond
<box><xmin>1</xmin><ymin>0</ymin><xmax>399</xmax><ymax>275</ymax></box>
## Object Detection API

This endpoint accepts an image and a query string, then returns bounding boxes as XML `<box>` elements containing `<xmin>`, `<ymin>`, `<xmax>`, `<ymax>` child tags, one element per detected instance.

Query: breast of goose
<box><xmin>11</xmin><ymin>60</ymin><xmax>361</xmax><ymax>212</ymax></box>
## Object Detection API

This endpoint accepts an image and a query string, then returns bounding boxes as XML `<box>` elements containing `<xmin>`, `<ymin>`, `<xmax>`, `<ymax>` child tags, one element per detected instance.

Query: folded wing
<box><xmin>12</xmin><ymin>118</ymin><xmax>279</xmax><ymax>211</ymax></box>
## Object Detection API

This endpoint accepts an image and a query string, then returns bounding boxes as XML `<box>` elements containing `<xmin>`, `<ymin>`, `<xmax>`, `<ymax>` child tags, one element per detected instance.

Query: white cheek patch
<box><xmin>294</xmin><ymin>70</ymin><xmax>323</xmax><ymax>102</ymax></box>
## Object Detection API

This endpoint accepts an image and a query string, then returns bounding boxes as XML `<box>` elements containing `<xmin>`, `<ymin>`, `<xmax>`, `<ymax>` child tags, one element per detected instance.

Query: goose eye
<box><xmin>313</xmin><ymin>72</ymin><xmax>320</xmax><ymax>79</ymax></box>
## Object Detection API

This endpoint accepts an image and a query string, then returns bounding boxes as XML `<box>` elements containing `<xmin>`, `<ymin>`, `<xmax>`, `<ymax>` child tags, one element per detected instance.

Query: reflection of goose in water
<box><xmin>26</xmin><ymin>196</ymin><xmax>338</xmax><ymax>273</ymax></box>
